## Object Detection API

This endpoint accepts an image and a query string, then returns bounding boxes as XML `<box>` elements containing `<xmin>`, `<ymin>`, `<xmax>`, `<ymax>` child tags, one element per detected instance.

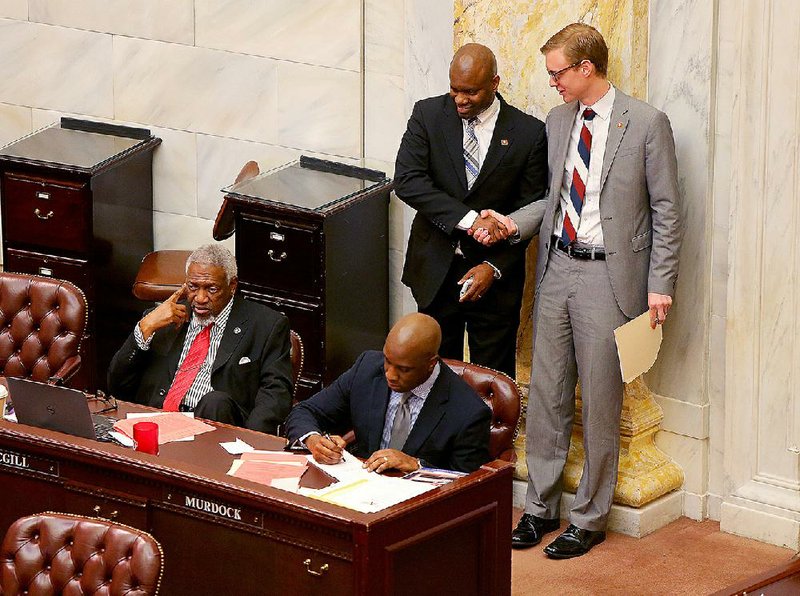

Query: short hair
<box><xmin>185</xmin><ymin>244</ymin><xmax>238</xmax><ymax>283</ymax></box>
<box><xmin>540</xmin><ymin>23</ymin><xmax>609</xmax><ymax>76</ymax></box>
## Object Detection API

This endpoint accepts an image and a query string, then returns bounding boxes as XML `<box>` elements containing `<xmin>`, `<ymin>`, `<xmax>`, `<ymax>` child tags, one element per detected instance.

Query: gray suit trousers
<box><xmin>524</xmin><ymin>248</ymin><xmax>628</xmax><ymax>530</ymax></box>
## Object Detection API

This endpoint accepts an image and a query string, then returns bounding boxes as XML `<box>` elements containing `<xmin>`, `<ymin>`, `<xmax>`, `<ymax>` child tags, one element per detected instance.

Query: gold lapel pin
<box><xmin>501</xmin><ymin>139</ymin><xmax>509</xmax><ymax>145</ymax></box>
<box><xmin>617</xmin><ymin>122</ymin><xmax>624</xmax><ymax>128</ymax></box>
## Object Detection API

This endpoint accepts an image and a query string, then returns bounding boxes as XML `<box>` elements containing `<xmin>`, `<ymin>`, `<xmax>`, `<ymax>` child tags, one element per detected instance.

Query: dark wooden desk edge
<box><xmin>710</xmin><ymin>556</ymin><xmax>800</xmax><ymax>595</ymax></box>
<box><xmin>0</xmin><ymin>407</ymin><xmax>512</xmax><ymax>528</ymax></box>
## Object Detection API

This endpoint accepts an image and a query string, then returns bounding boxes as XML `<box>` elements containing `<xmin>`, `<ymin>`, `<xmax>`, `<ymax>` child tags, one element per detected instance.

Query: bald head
<box><xmin>449</xmin><ymin>44</ymin><xmax>500</xmax><ymax>119</ymax></box>
<box><xmin>451</xmin><ymin>43</ymin><xmax>497</xmax><ymax>79</ymax></box>
<box><xmin>382</xmin><ymin>314</ymin><xmax>441</xmax><ymax>392</ymax></box>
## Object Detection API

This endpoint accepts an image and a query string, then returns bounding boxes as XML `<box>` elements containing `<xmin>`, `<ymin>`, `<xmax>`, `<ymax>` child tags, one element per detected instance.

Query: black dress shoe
<box><xmin>543</xmin><ymin>524</ymin><xmax>606</xmax><ymax>559</ymax></box>
<box><xmin>511</xmin><ymin>513</ymin><xmax>560</xmax><ymax>549</ymax></box>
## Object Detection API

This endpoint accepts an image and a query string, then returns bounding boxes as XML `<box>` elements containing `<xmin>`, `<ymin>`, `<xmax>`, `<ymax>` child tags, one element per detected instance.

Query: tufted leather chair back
<box><xmin>442</xmin><ymin>359</ymin><xmax>522</xmax><ymax>462</ymax></box>
<box><xmin>0</xmin><ymin>273</ymin><xmax>87</xmax><ymax>384</ymax></box>
<box><xmin>1</xmin><ymin>512</ymin><xmax>163</xmax><ymax>595</ymax></box>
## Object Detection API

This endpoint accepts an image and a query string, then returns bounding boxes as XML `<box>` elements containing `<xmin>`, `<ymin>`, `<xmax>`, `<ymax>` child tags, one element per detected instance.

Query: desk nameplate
<box><xmin>162</xmin><ymin>488</ymin><xmax>263</xmax><ymax>529</ymax></box>
<box><xmin>0</xmin><ymin>447</ymin><xmax>59</xmax><ymax>477</ymax></box>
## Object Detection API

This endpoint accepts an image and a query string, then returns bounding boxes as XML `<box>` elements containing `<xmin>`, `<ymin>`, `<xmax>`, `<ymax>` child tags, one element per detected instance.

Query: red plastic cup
<box><xmin>133</xmin><ymin>421</ymin><xmax>159</xmax><ymax>455</ymax></box>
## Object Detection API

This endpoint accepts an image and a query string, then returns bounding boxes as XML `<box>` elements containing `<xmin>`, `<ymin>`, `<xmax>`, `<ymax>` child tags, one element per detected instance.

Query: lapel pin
<box><xmin>234</xmin><ymin>327</ymin><xmax>241</xmax><ymax>334</ymax></box>
<box><xmin>501</xmin><ymin>139</ymin><xmax>509</xmax><ymax>145</ymax></box>
<box><xmin>617</xmin><ymin>122</ymin><xmax>624</xmax><ymax>128</ymax></box>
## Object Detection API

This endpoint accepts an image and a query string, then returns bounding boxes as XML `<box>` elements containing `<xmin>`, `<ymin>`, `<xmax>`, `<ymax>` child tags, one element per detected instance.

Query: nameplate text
<box><xmin>0</xmin><ymin>448</ymin><xmax>59</xmax><ymax>476</ymax></box>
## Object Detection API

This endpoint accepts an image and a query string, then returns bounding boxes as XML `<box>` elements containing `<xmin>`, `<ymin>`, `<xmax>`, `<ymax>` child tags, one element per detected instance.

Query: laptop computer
<box><xmin>7</xmin><ymin>377</ymin><xmax>115</xmax><ymax>442</ymax></box>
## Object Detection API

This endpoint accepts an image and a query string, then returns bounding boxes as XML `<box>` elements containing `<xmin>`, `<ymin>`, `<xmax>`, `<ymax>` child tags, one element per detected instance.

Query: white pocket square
<box><xmin>238</xmin><ymin>356</ymin><xmax>251</xmax><ymax>365</ymax></box>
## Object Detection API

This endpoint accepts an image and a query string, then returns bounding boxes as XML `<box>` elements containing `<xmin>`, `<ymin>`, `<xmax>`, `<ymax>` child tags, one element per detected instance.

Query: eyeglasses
<box><xmin>93</xmin><ymin>390</ymin><xmax>118</xmax><ymax>414</ymax></box>
<box><xmin>547</xmin><ymin>61</ymin><xmax>584</xmax><ymax>82</ymax></box>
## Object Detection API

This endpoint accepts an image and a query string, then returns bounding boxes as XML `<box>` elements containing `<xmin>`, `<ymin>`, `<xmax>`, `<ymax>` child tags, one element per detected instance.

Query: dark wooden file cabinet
<box><xmin>224</xmin><ymin>156</ymin><xmax>392</xmax><ymax>400</ymax></box>
<box><xmin>0</xmin><ymin>118</ymin><xmax>161</xmax><ymax>390</ymax></box>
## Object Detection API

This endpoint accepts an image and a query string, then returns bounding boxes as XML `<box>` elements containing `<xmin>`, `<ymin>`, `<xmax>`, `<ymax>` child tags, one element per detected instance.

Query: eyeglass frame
<box><xmin>547</xmin><ymin>60</ymin><xmax>587</xmax><ymax>82</ymax></box>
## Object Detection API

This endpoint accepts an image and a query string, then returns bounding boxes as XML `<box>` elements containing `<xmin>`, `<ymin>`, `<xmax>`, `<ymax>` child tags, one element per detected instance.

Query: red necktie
<box><xmin>560</xmin><ymin>107</ymin><xmax>596</xmax><ymax>245</ymax></box>
<box><xmin>162</xmin><ymin>324</ymin><xmax>212</xmax><ymax>411</ymax></box>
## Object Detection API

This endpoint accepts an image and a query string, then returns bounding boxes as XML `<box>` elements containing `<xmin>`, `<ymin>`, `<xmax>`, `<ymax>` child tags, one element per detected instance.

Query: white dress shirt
<box><xmin>554</xmin><ymin>84</ymin><xmax>615</xmax><ymax>246</ymax></box>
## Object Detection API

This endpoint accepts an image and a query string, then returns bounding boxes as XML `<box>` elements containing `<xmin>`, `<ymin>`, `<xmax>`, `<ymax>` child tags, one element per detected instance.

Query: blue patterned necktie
<box><xmin>463</xmin><ymin>117</ymin><xmax>480</xmax><ymax>190</ymax></box>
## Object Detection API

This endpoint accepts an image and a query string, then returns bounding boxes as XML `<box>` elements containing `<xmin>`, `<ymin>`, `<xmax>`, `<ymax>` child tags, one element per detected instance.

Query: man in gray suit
<box><xmin>475</xmin><ymin>24</ymin><xmax>682</xmax><ymax>558</ymax></box>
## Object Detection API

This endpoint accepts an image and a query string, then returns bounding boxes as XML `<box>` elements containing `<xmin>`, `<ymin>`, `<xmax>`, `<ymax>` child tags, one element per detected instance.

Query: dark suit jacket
<box><xmin>108</xmin><ymin>296</ymin><xmax>293</xmax><ymax>434</ymax></box>
<box><xmin>394</xmin><ymin>92</ymin><xmax>548</xmax><ymax>308</ymax></box>
<box><xmin>284</xmin><ymin>350</ymin><xmax>492</xmax><ymax>473</ymax></box>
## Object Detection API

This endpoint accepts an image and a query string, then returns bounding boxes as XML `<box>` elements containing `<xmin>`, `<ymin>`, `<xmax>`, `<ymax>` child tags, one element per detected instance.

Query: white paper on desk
<box><xmin>220</xmin><ymin>438</ymin><xmax>255</xmax><ymax>455</ymax></box>
<box><xmin>306</xmin><ymin>449</ymin><xmax>368</xmax><ymax>482</ymax></box>
<box><xmin>125</xmin><ymin>411</ymin><xmax>195</xmax><ymax>441</ymax></box>
<box><xmin>614</xmin><ymin>311</ymin><xmax>663</xmax><ymax>383</ymax></box>
<box><xmin>109</xmin><ymin>430</ymin><xmax>134</xmax><ymax>447</ymax></box>
<box><xmin>304</xmin><ymin>474</ymin><xmax>434</xmax><ymax>514</ymax></box>
<box><xmin>271</xmin><ymin>477</ymin><xmax>301</xmax><ymax>493</ymax></box>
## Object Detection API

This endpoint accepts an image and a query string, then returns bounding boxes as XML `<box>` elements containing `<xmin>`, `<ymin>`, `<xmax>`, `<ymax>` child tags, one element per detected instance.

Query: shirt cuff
<box><xmin>483</xmin><ymin>261</ymin><xmax>502</xmax><ymax>280</ymax></box>
<box><xmin>456</xmin><ymin>210</ymin><xmax>479</xmax><ymax>231</ymax></box>
<box><xmin>133</xmin><ymin>322</ymin><xmax>154</xmax><ymax>351</ymax></box>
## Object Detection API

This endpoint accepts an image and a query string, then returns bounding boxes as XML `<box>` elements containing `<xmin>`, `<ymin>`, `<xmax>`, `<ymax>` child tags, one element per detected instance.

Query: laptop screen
<box><xmin>7</xmin><ymin>377</ymin><xmax>96</xmax><ymax>440</ymax></box>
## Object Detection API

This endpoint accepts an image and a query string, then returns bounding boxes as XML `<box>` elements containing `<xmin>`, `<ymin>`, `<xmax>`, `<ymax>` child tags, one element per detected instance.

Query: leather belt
<box><xmin>552</xmin><ymin>236</ymin><xmax>606</xmax><ymax>260</ymax></box>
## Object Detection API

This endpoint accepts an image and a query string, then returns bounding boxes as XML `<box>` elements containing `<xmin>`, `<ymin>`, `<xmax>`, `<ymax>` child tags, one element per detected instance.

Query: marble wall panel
<box><xmin>276</xmin><ymin>61</ymin><xmax>362</xmax><ymax>158</ymax></box>
<box><xmin>365</xmin><ymin>73</ymin><xmax>405</xmax><ymax>164</ymax></box>
<box><xmin>154</xmin><ymin>211</ymin><xmax>234</xmax><ymax>254</ymax></box>
<box><xmin>0</xmin><ymin>1</ymin><xmax>26</xmax><ymax>19</ymax></box>
<box><xmin>195</xmin><ymin>0</ymin><xmax>360</xmax><ymax>71</ymax></box>
<box><xmin>195</xmin><ymin>135</ymin><xmax>300</xmax><ymax>220</ymax></box>
<box><xmin>28</xmin><ymin>0</ymin><xmax>194</xmax><ymax>44</ymax></box>
<box><xmin>0</xmin><ymin>20</ymin><xmax>113</xmax><ymax>116</ymax></box>
<box><xmin>0</xmin><ymin>103</ymin><xmax>32</xmax><ymax>147</ymax></box>
<box><xmin>365</xmin><ymin>0</ymin><xmax>404</xmax><ymax>77</ymax></box>
<box><xmin>645</xmin><ymin>0</ymin><xmax>713</xmax><ymax>408</ymax></box>
<box><xmin>113</xmin><ymin>37</ymin><xmax>278</xmax><ymax>145</ymax></box>
<box><xmin>405</xmin><ymin>0</ymin><xmax>454</xmax><ymax>111</ymax></box>
<box><xmin>150</xmin><ymin>128</ymin><xmax>197</xmax><ymax>217</ymax></box>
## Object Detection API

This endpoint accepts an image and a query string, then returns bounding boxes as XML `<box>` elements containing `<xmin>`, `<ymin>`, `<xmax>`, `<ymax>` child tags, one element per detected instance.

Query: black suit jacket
<box><xmin>394</xmin><ymin>93</ymin><xmax>548</xmax><ymax>308</ymax></box>
<box><xmin>108</xmin><ymin>296</ymin><xmax>293</xmax><ymax>434</ymax></box>
<box><xmin>284</xmin><ymin>350</ymin><xmax>491</xmax><ymax>473</ymax></box>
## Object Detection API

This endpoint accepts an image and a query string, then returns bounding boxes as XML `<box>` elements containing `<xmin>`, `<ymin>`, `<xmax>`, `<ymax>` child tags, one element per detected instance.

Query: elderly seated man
<box><xmin>285</xmin><ymin>313</ymin><xmax>491</xmax><ymax>473</ymax></box>
<box><xmin>108</xmin><ymin>244</ymin><xmax>292</xmax><ymax>434</ymax></box>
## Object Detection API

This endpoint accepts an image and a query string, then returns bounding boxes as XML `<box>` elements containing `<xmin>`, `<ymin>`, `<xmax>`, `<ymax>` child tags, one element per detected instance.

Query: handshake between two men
<box><xmin>468</xmin><ymin>209</ymin><xmax>518</xmax><ymax>247</ymax></box>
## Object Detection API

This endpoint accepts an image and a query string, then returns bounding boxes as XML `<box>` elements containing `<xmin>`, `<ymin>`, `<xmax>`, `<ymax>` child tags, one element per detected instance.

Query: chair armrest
<box><xmin>49</xmin><ymin>355</ymin><xmax>82</xmax><ymax>385</ymax></box>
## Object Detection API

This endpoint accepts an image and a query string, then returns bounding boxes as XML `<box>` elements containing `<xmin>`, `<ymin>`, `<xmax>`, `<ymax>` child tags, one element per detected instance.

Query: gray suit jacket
<box><xmin>513</xmin><ymin>88</ymin><xmax>682</xmax><ymax>317</ymax></box>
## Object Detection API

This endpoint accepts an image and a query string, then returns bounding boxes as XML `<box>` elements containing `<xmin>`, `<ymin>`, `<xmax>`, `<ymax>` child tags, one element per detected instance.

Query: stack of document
<box><xmin>112</xmin><ymin>412</ymin><xmax>215</xmax><ymax>445</ymax></box>
<box><xmin>227</xmin><ymin>450</ymin><xmax>309</xmax><ymax>492</ymax></box>
<box><xmin>300</xmin><ymin>451</ymin><xmax>434</xmax><ymax>513</ymax></box>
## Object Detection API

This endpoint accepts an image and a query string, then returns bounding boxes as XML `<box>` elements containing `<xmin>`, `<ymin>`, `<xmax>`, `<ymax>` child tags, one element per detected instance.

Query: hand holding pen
<box><xmin>306</xmin><ymin>432</ymin><xmax>347</xmax><ymax>465</ymax></box>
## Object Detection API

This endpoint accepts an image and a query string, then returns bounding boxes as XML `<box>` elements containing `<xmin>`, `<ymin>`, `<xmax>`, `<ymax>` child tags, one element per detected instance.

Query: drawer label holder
<box><xmin>0</xmin><ymin>447</ymin><xmax>59</xmax><ymax>476</ymax></box>
<box><xmin>163</xmin><ymin>489</ymin><xmax>263</xmax><ymax>528</ymax></box>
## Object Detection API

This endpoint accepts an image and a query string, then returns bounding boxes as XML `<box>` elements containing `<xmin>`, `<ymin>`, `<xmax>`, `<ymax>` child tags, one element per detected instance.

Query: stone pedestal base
<box><xmin>512</xmin><ymin>479</ymin><xmax>683</xmax><ymax>538</ymax></box>
<box><xmin>514</xmin><ymin>377</ymin><xmax>684</xmax><ymax>510</ymax></box>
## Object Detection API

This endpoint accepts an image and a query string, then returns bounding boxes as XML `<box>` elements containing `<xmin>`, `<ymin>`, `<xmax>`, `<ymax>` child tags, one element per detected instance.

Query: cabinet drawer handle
<box><xmin>268</xmin><ymin>249</ymin><xmax>287</xmax><ymax>262</ymax></box>
<box><xmin>303</xmin><ymin>558</ymin><xmax>329</xmax><ymax>577</ymax></box>
<box><xmin>34</xmin><ymin>208</ymin><xmax>54</xmax><ymax>220</ymax></box>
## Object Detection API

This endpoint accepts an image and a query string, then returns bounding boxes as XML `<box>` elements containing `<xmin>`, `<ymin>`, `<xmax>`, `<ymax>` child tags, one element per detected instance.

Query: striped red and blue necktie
<box><xmin>560</xmin><ymin>107</ymin><xmax>596</xmax><ymax>245</ymax></box>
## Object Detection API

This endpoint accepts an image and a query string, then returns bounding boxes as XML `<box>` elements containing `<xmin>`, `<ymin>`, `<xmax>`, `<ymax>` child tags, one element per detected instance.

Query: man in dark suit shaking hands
<box><xmin>393</xmin><ymin>43</ymin><xmax>548</xmax><ymax>379</ymax></box>
<box><xmin>285</xmin><ymin>313</ymin><xmax>491</xmax><ymax>474</ymax></box>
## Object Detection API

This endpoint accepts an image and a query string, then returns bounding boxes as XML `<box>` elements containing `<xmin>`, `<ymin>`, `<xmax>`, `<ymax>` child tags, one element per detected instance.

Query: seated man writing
<box><xmin>108</xmin><ymin>244</ymin><xmax>292</xmax><ymax>434</ymax></box>
<box><xmin>285</xmin><ymin>313</ymin><xmax>491</xmax><ymax>473</ymax></box>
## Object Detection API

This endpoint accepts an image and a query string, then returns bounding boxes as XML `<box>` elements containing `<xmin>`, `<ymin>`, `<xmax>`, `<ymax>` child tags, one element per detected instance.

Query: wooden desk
<box><xmin>0</xmin><ymin>402</ymin><xmax>512</xmax><ymax>596</ymax></box>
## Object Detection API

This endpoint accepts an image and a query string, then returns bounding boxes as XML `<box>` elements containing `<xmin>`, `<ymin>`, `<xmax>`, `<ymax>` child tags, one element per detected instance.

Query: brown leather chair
<box><xmin>442</xmin><ymin>358</ymin><xmax>522</xmax><ymax>462</ymax></box>
<box><xmin>1</xmin><ymin>512</ymin><xmax>163</xmax><ymax>595</ymax></box>
<box><xmin>131</xmin><ymin>161</ymin><xmax>260</xmax><ymax>302</ymax></box>
<box><xmin>0</xmin><ymin>272</ymin><xmax>87</xmax><ymax>385</ymax></box>
<box><xmin>289</xmin><ymin>330</ymin><xmax>304</xmax><ymax>400</ymax></box>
